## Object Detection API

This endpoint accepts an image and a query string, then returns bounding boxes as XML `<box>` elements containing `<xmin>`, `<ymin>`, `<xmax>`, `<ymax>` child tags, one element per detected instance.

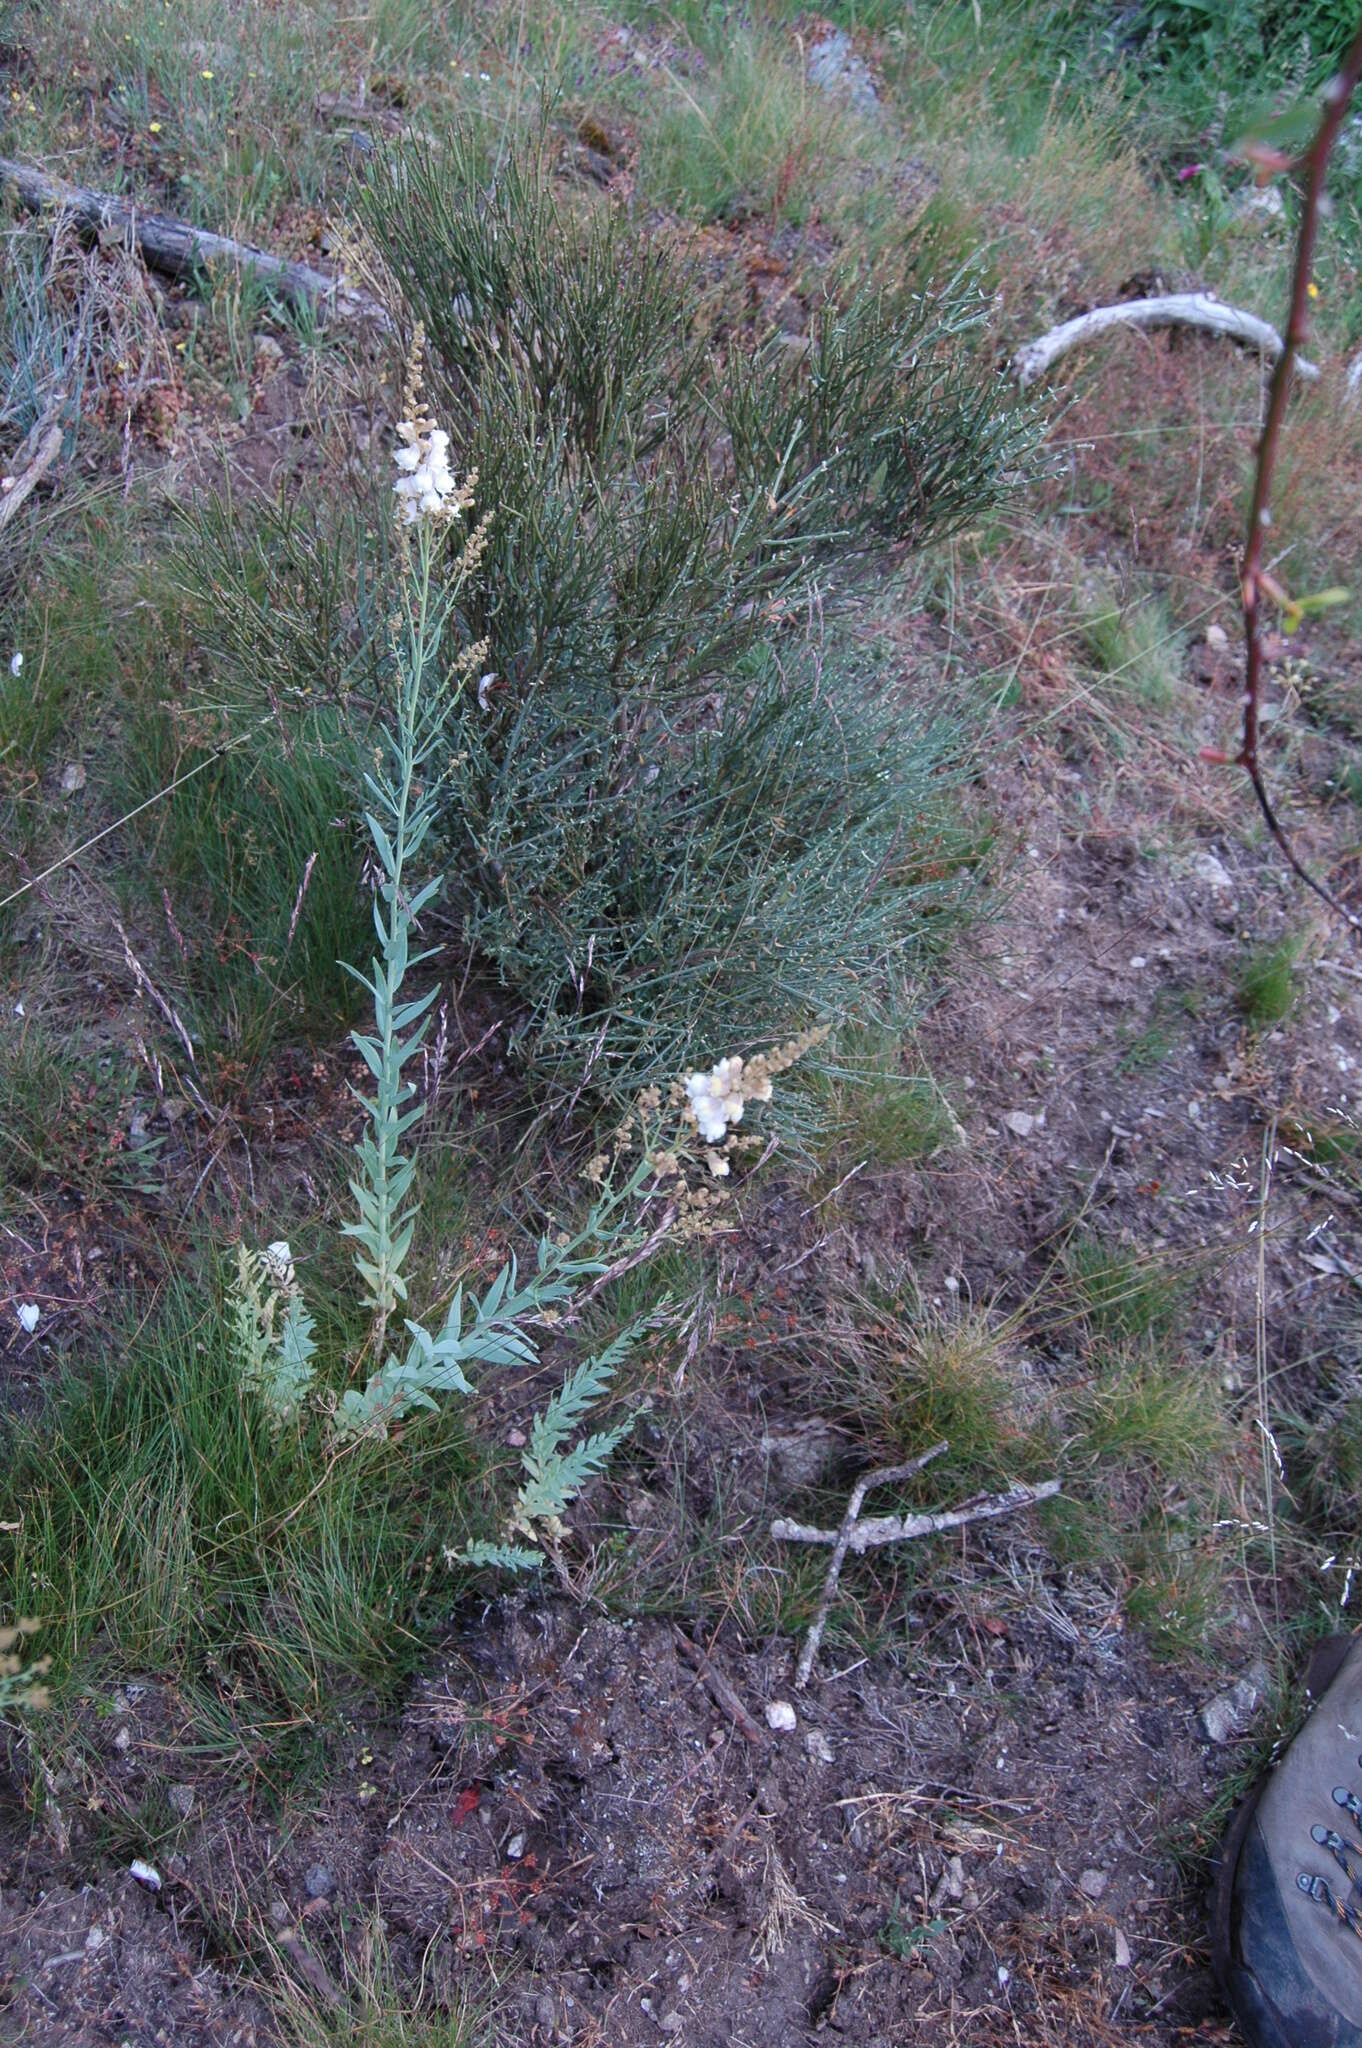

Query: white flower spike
<box><xmin>9</xmin><ymin>652</ymin><xmax>22</xmax><ymax>677</ymax></box>
<box><xmin>685</xmin><ymin>1057</ymin><xmax>746</xmax><ymax>1144</ymax></box>
<box><xmin>393</xmin><ymin>420</ymin><xmax>457</xmax><ymax>525</ymax></box>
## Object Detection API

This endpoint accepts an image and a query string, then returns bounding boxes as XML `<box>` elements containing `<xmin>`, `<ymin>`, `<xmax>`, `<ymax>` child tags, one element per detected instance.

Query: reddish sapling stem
<box><xmin>1236</xmin><ymin>30</ymin><xmax>1362</xmax><ymax>935</ymax></box>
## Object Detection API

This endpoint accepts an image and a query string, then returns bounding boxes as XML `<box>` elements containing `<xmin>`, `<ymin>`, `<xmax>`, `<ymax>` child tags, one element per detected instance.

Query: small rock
<box><xmin>760</xmin><ymin>1419</ymin><xmax>838</xmax><ymax>1489</ymax></box>
<box><xmin>659</xmin><ymin>2015</ymin><xmax>684</xmax><ymax>2036</ymax></box>
<box><xmin>756</xmin><ymin>1775</ymin><xmax>787</xmax><ymax>1815</ymax></box>
<box><xmin>60</xmin><ymin>761</ymin><xmax>86</xmax><ymax>796</ymax></box>
<box><xmin>506</xmin><ymin>1832</ymin><xmax>526</xmax><ymax>1860</ymax></box>
<box><xmin>15</xmin><ymin>1303</ymin><xmax>39</xmax><ymax>1334</ymax></box>
<box><xmin>304</xmin><ymin>1863</ymin><xmax>335</xmax><ymax>1900</ymax></box>
<box><xmin>1199</xmin><ymin>1673</ymin><xmax>1263</xmax><ymax>1744</ymax></box>
<box><xmin>113</xmin><ymin>1725</ymin><xmax>132</xmax><ymax>1752</ymax></box>
<box><xmin>1205</xmin><ymin>623</ymin><xmax>1230</xmax><ymax>651</ymax></box>
<box><xmin>1078</xmin><ymin>1868</ymin><xmax>1109</xmax><ymax>1900</ymax></box>
<box><xmin>765</xmin><ymin>1700</ymin><xmax>797</xmax><ymax>1733</ymax></box>
<box><xmin>1194</xmin><ymin>851</ymin><xmax>1233</xmax><ymax>891</ymax></box>
<box><xmin>535</xmin><ymin>1994</ymin><xmax>556</xmax><ymax>2032</ymax></box>
<box><xmin>805</xmin><ymin>1729</ymin><xmax>834</xmax><ymax>1764</ymax></box>
<box><xmin>1234</xmin><ymin>184</ymin><xmax>1286</xmax><ymax>222</ymax></box>
<box><xmin>1003</xmin><ymin>1110</ymin><xmax>1041</xmax><ymax>1138</ymax></box>
<box><xmin>1114</xmin><ymin>1926</ymin><xmax>1133</xmax><ymax>1968</ymax></box>
<box><xmin>166</xmin><ymin>1782</ymin><xmax>195</xmax><ymax>1820</ymax></box>
<box><xmin>268</xmin><ymin>1897</ymin><xmax>292</xmax><ymax>1929</ymax></box>
<box><xmin>128</xmin><ymin>1858</ymin><xmax>161</xmax><ymax>1892</ymax></box>
<box><xmin>806</xmin><ymin>27</ymin><xmax>879</xmax><ymax>112</ymax></box>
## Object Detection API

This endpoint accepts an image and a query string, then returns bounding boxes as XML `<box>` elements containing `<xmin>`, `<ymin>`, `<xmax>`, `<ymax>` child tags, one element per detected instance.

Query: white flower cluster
<box><xmin>392</xmin><ymin>419</ymin><xmax>456</xmax><ymax>525</ymax></box>
<box><xmin>685</xmin><ymin>1057</ymin><xmax>747</xmax><ymax>1143</ymax></box>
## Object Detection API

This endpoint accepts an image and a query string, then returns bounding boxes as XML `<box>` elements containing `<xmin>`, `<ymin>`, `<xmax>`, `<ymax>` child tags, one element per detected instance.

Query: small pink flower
<box><xmin>1177</xmin><ymin>162</ymin><xmax>1206</xmax><ymax>183</ymax></box>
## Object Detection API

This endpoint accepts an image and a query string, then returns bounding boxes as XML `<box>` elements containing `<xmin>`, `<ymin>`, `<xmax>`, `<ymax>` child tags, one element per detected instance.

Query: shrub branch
<box><xmin>1229</xmin><ymin>31</ymin><xmax>1362</xmax><ymax>932</ymax></box>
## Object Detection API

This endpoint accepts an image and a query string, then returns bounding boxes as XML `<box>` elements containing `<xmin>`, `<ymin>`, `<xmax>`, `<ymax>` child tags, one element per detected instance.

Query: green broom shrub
<box><xmin>182</xmin><ymin>126</ymin><xmax>1033</xmax><ymax>1114</ymax></box>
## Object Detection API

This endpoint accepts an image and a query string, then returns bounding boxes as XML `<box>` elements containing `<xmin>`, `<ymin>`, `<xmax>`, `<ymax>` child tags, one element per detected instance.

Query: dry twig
<box><xmin>0</xmin><ymin>416</ymin><xmax>63</xmax><ymax>531</ymax></box>
<box><xmin>775</xmin><ymin>1453</ymin><xmax>1061</xmax><ymax>1688</ymax></box>
<box><xmin>790</xmin><ymin>1442</ymin><xmax>948</xmax><ymax>1691</ymax></box>
<box><xmin>1014</xmin><ymin>291</ymin><xmax>1319</xmax><ymax>390</ymax></box>
<box><xmin>672</xmin><ymin>1625</ymin><xmax>767</xmax><ymax>1744</ymax></box>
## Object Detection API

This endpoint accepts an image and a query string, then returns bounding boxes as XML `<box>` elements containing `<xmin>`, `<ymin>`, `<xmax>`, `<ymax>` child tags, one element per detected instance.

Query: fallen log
<box><xmin>1014</xmin><ymin>291</ymin><xmax>1318</xmax><ymax>389</ymax></box>
<box><xmin>0</xmin><ymin>157</ymin><xmax>390</xmax><ymax>327</ymax></box>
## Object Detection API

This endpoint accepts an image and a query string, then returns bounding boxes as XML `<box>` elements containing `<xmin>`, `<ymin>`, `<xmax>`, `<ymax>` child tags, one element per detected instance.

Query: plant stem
<box><xmin>1236</xmin><ymin>32</ymin><xmax>1362</xmax><ymax>933</ymax></box>
<box><xmin>363</xmin><ymin>525</ymin><xmax>435</xmax><ymax>1363</ymax></box>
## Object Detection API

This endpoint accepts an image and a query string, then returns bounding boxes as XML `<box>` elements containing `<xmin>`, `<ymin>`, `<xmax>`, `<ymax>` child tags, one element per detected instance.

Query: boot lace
<box><xmin>1299</xmin><ymin>1779</ymin><xmax>1362</xmax><ymax>1938</ymax></box>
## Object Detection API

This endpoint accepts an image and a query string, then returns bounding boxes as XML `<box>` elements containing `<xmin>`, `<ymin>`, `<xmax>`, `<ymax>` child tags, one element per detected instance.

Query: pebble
<box><xmin>167</xmin><ymin>1782</ymin><xmax>195</xmax><ymax>1819</ymax></box>
<box><xmin>1078</xmin><ymin>1868</ymin><xmax>1109</xmax><ymax>1900</ymax></box>
<box><xmin>304</xmin><ymin>1863</ymin><xmax>336</xmax><ymax>1900</ymax></box>
<box><xmin>1205</xmin><ymin>623</ymin><xmax>1229</xmax><ymax>651</ymax></box>
<box><xmin>805</xmin><ymin>1729</ymin><xmax>834</xmax><ymax>1764</ymax></box>
<box><xmin>1114</xmin><ymin>1926</ymin><xmax>1133</xmax><ymax>1968</ymax></box>
<box><xmin>506</xmin><ymin>1832</ymin><xmax>526</xmax><ymax>1860</ymax></box>
<box><xmin>60</xmin><ymin>762</ymin><xmax>86</xmax><ymax>796</ymax></box>
<box><xmin>113</xmin><ymin>1725</ymin><xmax>131</xmax><ymax>1752</ymax></box>
<box><xmin>1198</xmin><ymin>1672</ymin><xmax>1263</xmax><ymax>1744</ymax></box>
<box><xmin>805</xmin><ymin>27</ymin><xmax>878</xmax><ymax>112</ymax></box>
<box><xmin>765</xmin><ymin>1700</ymin><xmax>797</xmax><ymax>1733</ymax></box>
<box><xmin>1194</xmin><ymin>851</ymin><xmax>1233</xmax><ymax>891</ymax></box>
<box><xmin>1004</xmin><ymin>1110</ymin><xmax>1041</xmax><ymax>1138</ymax></box>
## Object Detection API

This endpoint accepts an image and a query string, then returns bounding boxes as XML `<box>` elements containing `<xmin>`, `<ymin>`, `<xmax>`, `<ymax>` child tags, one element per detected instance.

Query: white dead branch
<box><xmin>0</xmin><ymin>158</ymin><xmax>390</xmax><ymax>327</ymax></box>
<box><xmin>774</xmin><ymin>1445</ymin><xmax>1060</xmax><ymax>1690</ymax></box>
<box><xmin>1014</xmin><ymin>292</ymin><xmax>1319</xmax><ymax>389</ymax></box>
<box><xmin>0</xmin><ymin>414</ymin><xmax>63</xmax><ymax>532</ymax></box>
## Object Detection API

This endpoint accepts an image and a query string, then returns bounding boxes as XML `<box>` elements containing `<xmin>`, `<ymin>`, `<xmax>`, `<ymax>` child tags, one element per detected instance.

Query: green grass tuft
<box><xmin>1064</xmin><ymin>1234</ymin><xmax>1188</xmax><ymax>1344</ymax></box>
<box><xmin>0</xmin><ymin>1271</ymin><xmax>491</xmax><ymax>1723</ymax></box>
<box><xmin>1235</xmin><ymin>933</ymin><xmax>1305</xmax><ymax>1029</ymax></box>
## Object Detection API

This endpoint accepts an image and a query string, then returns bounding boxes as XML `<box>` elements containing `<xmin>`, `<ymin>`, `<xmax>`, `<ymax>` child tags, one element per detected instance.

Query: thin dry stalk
<box><xmin>1219</xmin><ymin>31</ymin><xmax>1362</xmax><ymax>930</ymax></box>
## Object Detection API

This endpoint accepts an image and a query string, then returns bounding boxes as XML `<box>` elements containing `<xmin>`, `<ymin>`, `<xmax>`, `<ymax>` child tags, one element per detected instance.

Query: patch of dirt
<box><xmin>0</xmin><ymin>1595</ymin><xmax>1233</xmax><ymax>2048</ymax></box>
<box><xmin>0</xmin><ymin>1872</ymin><xmax>270</xmax><ymax>2046</ymax></box>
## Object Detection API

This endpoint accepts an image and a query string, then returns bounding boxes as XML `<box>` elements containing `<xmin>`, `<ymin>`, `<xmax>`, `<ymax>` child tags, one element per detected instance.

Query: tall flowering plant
<box><xmin>226</xmin><ymin>334</ymin><xmax>825</xmax><ymax>1566</ymax></box>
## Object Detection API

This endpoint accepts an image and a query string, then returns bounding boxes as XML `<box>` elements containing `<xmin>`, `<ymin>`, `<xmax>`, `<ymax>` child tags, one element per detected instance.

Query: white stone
<box><xmin>1205</xmin><ymin>623</ymin><xmax>1229</xmax><ymax>651</ymax></box>
<box><xmin>1198</xmin><ymin>1673</ymin><xmax>1262</xmax><ymax>1744</ymax></box>
<box><xmin>15</xmin><ymin>1303</ymin><xmax>39</xmax><ymax>1334</ymax></box>
<box><xmin>1194</xmin><ymin>851</ymin><xmax>1233</xmax><ymax>890</ymax></box>
<box><xmin>765</xmin><ymin>1700</ymin><xmax>797</xmax><ymax>1733</ymax></box>
<box><xmin>1003</xmin><ymin>1110</ymin><xmax>1039</xmax><ymax>1137</ymax></box>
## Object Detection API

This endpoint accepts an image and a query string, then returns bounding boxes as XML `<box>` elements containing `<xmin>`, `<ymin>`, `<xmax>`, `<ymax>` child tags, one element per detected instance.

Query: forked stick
<box><xmin>775</xmin><ymin>1446</ymin><xmax>1060</xmax><ymax>1689</ymax></box>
